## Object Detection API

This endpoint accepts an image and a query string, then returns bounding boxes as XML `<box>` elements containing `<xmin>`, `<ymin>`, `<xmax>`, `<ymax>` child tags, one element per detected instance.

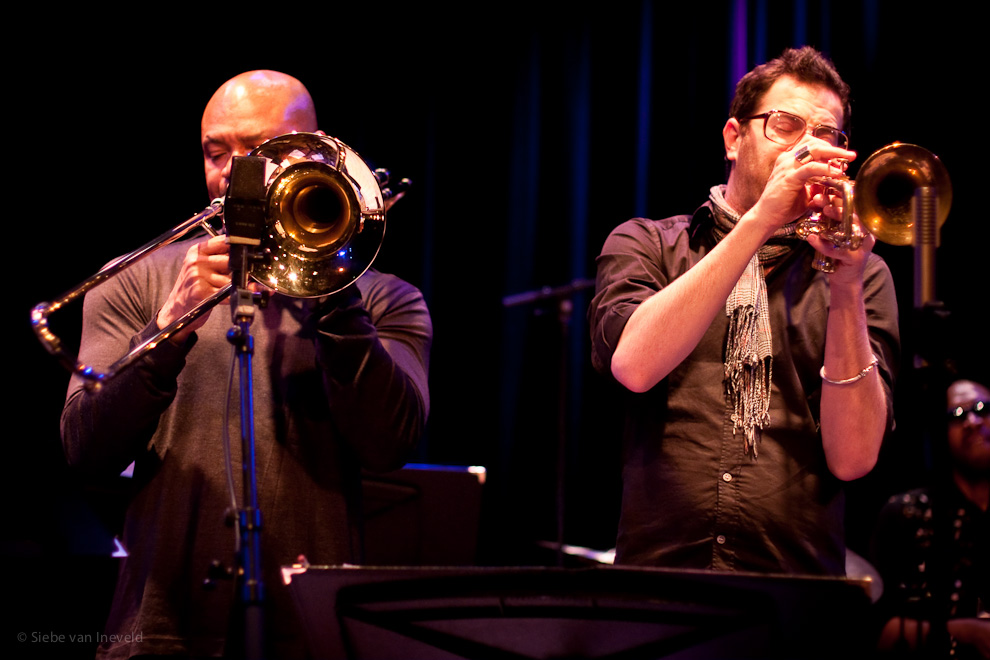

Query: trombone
<box><xmin>32</xmin><ymin>132</ymin><xmax>402</xmax><ymax>387</ymax></box>
<box><xmin>796</xmin><ymin>142</ymin><xmax>952</xmax><ymax>272</ymax></box>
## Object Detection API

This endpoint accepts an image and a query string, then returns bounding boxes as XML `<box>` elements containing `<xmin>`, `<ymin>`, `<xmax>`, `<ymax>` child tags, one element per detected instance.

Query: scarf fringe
<box><xmin>724</xmin><ymin>305</ymin><xmax>772</xmax><ymax>457</ymax></box>
<box><xmin>710</xmin><ymin>185</ymin><xmax>790</xmax><ymax>458</ymax></box>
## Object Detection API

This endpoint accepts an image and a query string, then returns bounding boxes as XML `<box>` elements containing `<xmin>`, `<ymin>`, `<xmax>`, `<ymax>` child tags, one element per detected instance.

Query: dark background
<box><xmin>5</xmin><ymin>2</ymin><xmax>982</xmax><ymax>657</ymax></box>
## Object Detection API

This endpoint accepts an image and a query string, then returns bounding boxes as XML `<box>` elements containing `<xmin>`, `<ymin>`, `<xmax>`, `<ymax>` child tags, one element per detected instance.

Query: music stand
<box><xmin>284</xmin><ymin>565</ymin><xmax>872</xmax><ymax>659</ymax></box>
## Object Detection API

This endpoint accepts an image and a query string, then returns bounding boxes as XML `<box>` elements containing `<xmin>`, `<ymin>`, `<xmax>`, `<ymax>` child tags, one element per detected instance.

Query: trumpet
<box><xmin>32</xmin><ymin>132</ymin><xmax>404</xmax><ymax>387</ymax></box>
<box><xmin>795</xmin><ymin>142</ymin><xmax>952</xmax><ymax>272</ymax></box>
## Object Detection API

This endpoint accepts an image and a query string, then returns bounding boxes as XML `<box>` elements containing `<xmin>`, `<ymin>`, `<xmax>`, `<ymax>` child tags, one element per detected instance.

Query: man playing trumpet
<box><xmin>590</xmin><ymin>46</ymin><xmax>898</xmax><ymax>575</ymax></box>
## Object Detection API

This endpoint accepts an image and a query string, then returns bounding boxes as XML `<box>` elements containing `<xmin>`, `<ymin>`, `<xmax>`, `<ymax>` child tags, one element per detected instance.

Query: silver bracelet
<box><xmin>820</xmin><ymin>355</ymin><xmax>879</xmax><ymax>385</ymax></box>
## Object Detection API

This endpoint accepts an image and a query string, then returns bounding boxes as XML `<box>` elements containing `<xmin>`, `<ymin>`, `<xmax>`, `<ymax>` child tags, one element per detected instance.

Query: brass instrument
<box><xmin>32</xmin><ymin>132</ymin><xmax>400</xmax><ymax>386</ymax></box>
<box><xmin>796</xmin><ymin>142</ymin><xmax>952</xmax><ymax>272</ymax></box>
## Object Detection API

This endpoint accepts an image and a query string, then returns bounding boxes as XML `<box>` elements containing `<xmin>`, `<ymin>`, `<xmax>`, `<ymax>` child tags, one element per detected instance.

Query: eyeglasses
<box><xmin>738</xmin><ymin>110</ymin><xmax>849</xmax><ymax>150</ymax></box>
<box><xmin>948</xmin><ymin>400</ymin><xmax>987</xmax><ymax>423</ymax></box>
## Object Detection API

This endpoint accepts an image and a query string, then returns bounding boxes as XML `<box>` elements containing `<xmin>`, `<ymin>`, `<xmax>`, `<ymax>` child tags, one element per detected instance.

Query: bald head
<box><xmin>201</xmin><ymin>70</ymin><xmax>319</xmax><ymax>199</ymax></box>
<box><xmin>203</xmin><ymin>70</ymin><xmax>317</xmax><ymax>134</ymax></box>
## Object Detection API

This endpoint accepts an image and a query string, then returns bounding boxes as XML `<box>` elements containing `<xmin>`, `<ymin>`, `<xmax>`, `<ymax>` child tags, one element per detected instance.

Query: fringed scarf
<box><xmin>708</xmin><ymin>185</ymin><xmax>801</xmax><ymax>457</ymax></box>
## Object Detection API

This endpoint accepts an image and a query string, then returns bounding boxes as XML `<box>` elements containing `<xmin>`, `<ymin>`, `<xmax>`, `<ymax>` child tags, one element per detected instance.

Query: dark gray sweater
<box><xmin>62</xmin><ymin>237</ymin><xmax>432</xmax><ymax>658</ymax></box>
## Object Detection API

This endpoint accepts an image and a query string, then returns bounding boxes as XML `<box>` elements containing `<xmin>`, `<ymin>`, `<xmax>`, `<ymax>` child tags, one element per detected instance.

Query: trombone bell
<box><xmin>32</xmin><ymin>132</ymin><xmax>389</xmax><ymax>386</ymax></box>
<box><xmin>249</xmin><ymin>133</ymin><xmax>386</xmax><ymax>298</ymax></box>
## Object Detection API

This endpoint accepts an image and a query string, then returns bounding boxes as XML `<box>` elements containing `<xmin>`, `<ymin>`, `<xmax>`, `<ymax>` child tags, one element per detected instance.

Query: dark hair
<box><xmin>729</xmin><ymin>46</ymin><xmax>851</xmax><ymax>132</ymax></box>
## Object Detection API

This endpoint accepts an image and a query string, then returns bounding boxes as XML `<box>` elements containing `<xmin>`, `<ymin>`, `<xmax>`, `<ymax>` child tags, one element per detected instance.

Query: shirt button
<box><xmin>722</xmin><ymin>472</ymin><xmax>733</xmax><ymax>482</ymax></box>
<box><xmin>716</xmin><ymin>534</ymin><xmax>726</xmax><ymax>545</ymax></box>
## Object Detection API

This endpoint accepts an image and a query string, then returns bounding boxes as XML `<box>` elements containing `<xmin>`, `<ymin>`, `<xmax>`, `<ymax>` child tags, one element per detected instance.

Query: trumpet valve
<box><xmin>795</xmin><ymin>211</ymin><xmax>824</xmax><ymax>239</ymax></box>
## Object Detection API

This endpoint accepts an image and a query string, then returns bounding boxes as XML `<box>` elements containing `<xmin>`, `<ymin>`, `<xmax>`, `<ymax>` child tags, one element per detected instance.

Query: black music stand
<box><xmin>284</xmin><ymin>565</ymin><xmax>872</xmax><ymax>659</ymax></box>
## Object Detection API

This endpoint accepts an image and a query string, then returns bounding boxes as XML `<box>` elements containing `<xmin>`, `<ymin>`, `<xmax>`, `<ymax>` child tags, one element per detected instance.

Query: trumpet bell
<box><xmin>250</xmin><ymin>133</ymin><xmax>386</xmax><ymax>298</ymax></box>
<box><xmin>855</xmin><ymin>142</ymin><xmax>952</xmax><ymax>246</ymax></box>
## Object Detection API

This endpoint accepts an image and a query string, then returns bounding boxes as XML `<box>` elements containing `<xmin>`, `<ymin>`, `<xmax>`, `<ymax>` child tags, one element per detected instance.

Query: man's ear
<box><xmin>722</xmin><ymin>118</ymin><xmax>742</xmax><ymax>163</ymax></box>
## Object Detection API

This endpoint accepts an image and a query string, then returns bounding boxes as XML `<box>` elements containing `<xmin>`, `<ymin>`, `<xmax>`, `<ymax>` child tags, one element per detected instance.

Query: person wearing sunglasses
<box><xmin>873</xmin><ymin>379</ymin><xmax>989</xmax><ymax>658</ymax></box>
<box><xmin>590</xmin><ymin>46</ymin><xmax>898</xmax><ymax>576</ymax></box>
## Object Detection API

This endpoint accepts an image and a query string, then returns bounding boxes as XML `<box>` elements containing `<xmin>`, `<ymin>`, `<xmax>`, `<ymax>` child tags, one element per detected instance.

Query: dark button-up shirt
<box><xmin>589</xmin><ymin>203</ymin><xmax>898</xmax><ymax>575</ymax></box>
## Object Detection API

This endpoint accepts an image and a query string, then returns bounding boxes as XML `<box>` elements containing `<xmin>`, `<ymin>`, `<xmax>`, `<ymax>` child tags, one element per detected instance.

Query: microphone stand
<box><xmin>503</xmin><ymin>278</ymin><xmax>595</xmax><ymax>567</ymax></box>
<box><xmin>905</xmin><ymin>185</ymin><xmax>953</xmax><ymax>521</ymax></box>
<box><xmin>913</xmin><ymin>186</ymin><xmax>939</xmax><ymax>315</ymax></box>
<box><xmin>223</xmin><ymin>156</ymin><xmax>269</xmax><ymax>660</ymax></box>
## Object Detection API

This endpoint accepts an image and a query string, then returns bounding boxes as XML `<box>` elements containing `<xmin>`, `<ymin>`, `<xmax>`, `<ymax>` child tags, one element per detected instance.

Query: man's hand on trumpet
<box><xmin>800</xmin><ymin>149</ymin><xmax>876</xmax><ymax>285</ymax></box>
<box><xmin>741</xmin><ymin>135</ymin><xmax>857</xmax><ymax>243</ymax></box>
<box><xmin>805</xmin><ymin>212</ymin><xmax>875</xmax><ymax>284</ymax></box>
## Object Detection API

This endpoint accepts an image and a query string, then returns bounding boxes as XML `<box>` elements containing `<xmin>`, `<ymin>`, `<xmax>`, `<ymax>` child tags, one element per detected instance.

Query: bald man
<box><xmin>62</xmin><ymin>71</ymin><xmax>432</xmax><ymax>659</ymax></box>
